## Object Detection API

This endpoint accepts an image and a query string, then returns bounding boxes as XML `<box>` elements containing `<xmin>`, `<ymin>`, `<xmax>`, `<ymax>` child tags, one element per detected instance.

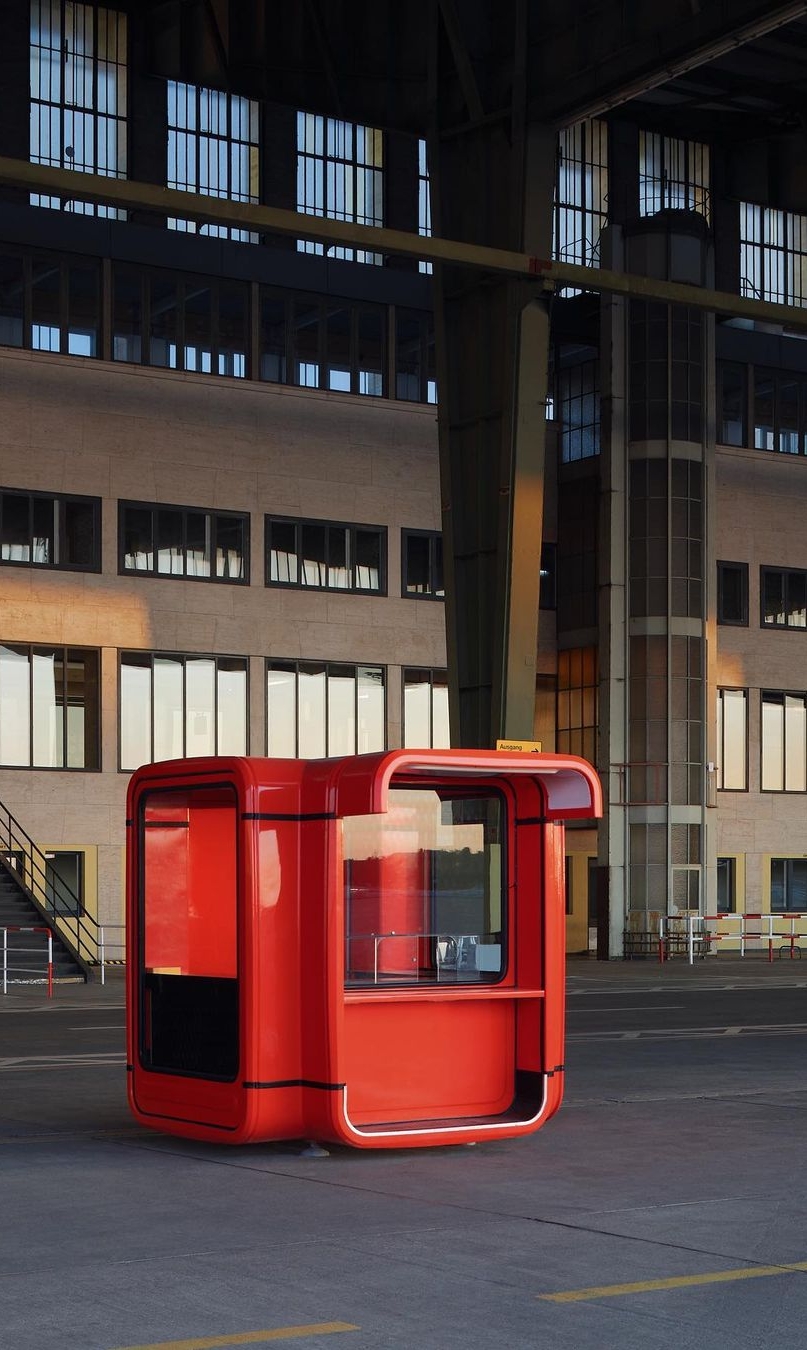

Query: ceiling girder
<box><xmin>4</xmin><ymin>157</ymin><xmax>807</xmax><ymax>331</ymax></box>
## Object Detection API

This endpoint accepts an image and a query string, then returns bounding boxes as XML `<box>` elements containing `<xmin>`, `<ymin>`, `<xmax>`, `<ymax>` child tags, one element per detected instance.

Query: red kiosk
<box><xmin>125</xmin><ymin>749</ymin><xmax>601</xmax><ymax>1148</ymax></box>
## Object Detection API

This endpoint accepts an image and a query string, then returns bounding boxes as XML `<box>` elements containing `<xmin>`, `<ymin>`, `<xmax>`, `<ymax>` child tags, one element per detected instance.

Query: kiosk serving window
<box><xmin>343</xmin><ymin>788</ymin><xmax>504</xmax><ymax>986</ymax></box>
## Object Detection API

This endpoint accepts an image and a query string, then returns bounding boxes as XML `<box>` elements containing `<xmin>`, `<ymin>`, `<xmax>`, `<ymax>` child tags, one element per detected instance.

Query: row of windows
<box><xmin>717</xmin><ymin>687</ymin><xmax>807</xmax><ymax>793</ymax></box>
<box><xmin>0</xmin><ymin>250</ymin><xmax>437</xmax><ymax>402</ymax></box>
<box><xmin>0</xmin><ymin>490</ymin><xmax>446</xmax><ymax>598</ymax></box>
<box><xmin>27</xmin><ymin>10</ymin><xmax>807</xmax><ymax>320</ymax></box>
<box><xmin>718</xmin><ymin>362</ymin><xmax>807</xmax><ymax>455</ymax></box>
<box><xmin>0</xmin><ymin>644</ymin><xmax>451</xmax><ymax>772</ymax></box>
<box><xmin>718</xmin><ymin>562</ymin><xmax>807</xmax><ymax>631</ymax></box>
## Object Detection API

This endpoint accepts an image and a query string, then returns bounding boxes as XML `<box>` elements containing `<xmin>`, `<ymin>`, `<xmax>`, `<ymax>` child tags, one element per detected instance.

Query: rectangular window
<box><xmin>297</xmin><ymin>113</ymin><xmax>384</xmax><ymax>264</ymax></box>
<box><xmin>343</xmin><ymin>788</ymin><xmax>504</xmax><ymax>986</ymax></box>
<box><xmin>716</xmin><ymin>688</ymin><xmax>747</xmax><ymax>790</ymax></box>
<box><xmin>639</xmin><ymin>131</ymin><xmax>710</xmax><ymax>221</ymax></box>
<box><xmin>120</xmin><ymin>651</ymin><xmax>247</xmax><ymax>770</ymax></box>
<box><xmin>753</xmin><ymin>368</ymin><xmax>806</xmax><ymax>454</ymax></box>
<box><xmin>761</xmin><ymin>691</ymin><xmax>807</xmax><ymax>792</ymax></box>
<box><xmin>1</xmin><ymin>489</ymin><xmax>100</xmax><ymax>571</ymax></box>
<box><xmin>0</xmin><ymin>643</ymin><xmax>99</xmax><ymax>769</ymax></box>
<box><xmin>266</xmin><ymin>661</ymin><xmax>385</xmax><ymax>758</ymax></box>
<box><xmin>395</xmin><ymin>309</ymin><xmax>437</xmax><ymax>403</ymax></box>
<box><xmin>403</xmin><ymin>669</ymin><xmax>450</xmax><ymax>749</ymax></box>
<box><xmin>771</xmin><ymin>857</ymin><xmax>807</xmax><ymax>912</ymax></box>
<box><xmin>30</xmin><ymin>1</ymin><xmax>128</xmax><ymax>217</ymax></box>
<box><xmin>717</xmin><ymin>562</ymin><xmax>748</xmax><ymax>627</ymax></box>
<box><xmin>761</xmin><ymin>568</ymin><xmax>807</xmax><ymax>629</ymax></box>
<box><xmin>557</xmin><ymin>647</ymin><xmax>597</xmax><ymax>765</ymax></box>
<box><xmin>540</xmin><ymin>543</ymin><xmax>557</xmax><ymax>610</ymax></box>
<box><xmin>266</xmin><ymin>516</ymin><xmax>385</xmax><ymax>593</ymax></box>
<box><xmin>553</xmin><ymin>119</ymin><xmax>608</xmax><ymax>276</ymax></box>
<box><xmin>120</xmin><ymin>502</ymin><xmax>248</xmax><ymax>582</ymax></box>
<box><xmin>558</xmin><ymin>358</ymin><xmax>600</xmax><ymax>461</ymax></box>
<box><xmin>402</xmin><ymin>530</ymin><xmax>444</xmax><ymax>598</ymax></box>
<box><xmin>717</xmin><ymin>362</ymin><xmax>747</xmax><ymax>446</ymax></box>
<box><xmin>740</xmin><ymin>203</ymin><xmax>807</xmax><ymax>306</ymax></box>
<box><xmin>111</xmin><ymin>268</ymin><xmax>247</xmax><ymax>377</ymax></box>
<box><xmin>167</xmin><ymin>82</ymin><xmax>259</xmax><ymax>242</ymax></box>
<box><xmin>717</xmin><ymin>857</ymin><xmax>736</xmax><ymax>914</ymax></box>
<box><xmin>418</xmin><ymin>138</ymin><xmax>433</xmax><ymax>275</ymax></box>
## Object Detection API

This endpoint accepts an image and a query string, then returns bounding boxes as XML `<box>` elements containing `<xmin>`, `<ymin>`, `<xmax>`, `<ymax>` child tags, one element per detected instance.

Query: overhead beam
<box><xmin>532</xmin><ymin>0</ymin><xmax>807</xmax><ymax>126</ymax></box>
<box><xmin>2</xmin><ymin>158</ymin><xmax>807</xmax><ymax>330</ymax></box>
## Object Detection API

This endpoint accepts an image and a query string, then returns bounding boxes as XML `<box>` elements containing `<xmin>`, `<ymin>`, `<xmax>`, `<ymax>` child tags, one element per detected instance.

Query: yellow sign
<box><xmin>495</xmin><ymin>739</ymin><xmax>542</xmax><ymax>753</ymax></box>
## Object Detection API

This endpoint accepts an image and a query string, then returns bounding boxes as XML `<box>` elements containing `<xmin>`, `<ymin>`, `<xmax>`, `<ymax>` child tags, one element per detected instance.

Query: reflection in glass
<box><xmin>343</xmin><ymin>789</ymin><xmax>503</xmax><ymax>986</ymax></box>
<box><xmin>217</xmin><ymin>659</ymin><xmax>247</xmax><ymax>754</ymax></box>
<box><xmin>157</xmin><ymin>509</ymin><xmax>184</xmax><ymax>575</ymax></box>
<box><xmin>186</xmin><ymin>658</ymin><xmax>215</xmax><ymax>757</ymax></box>
<box><xmin>269</xmin><ymin>521</ymin><xmax>298</xmax><ymax>584</ymax></box>
<box><xmin>328</xmin><ymin>665</ymin><xmax>355</xmax><ymax>757</ymax></box>
<box><xmin>266</xmin><ymin>664</ymin><xmax>297</xmax><ymax>757</ymax></box>
<box><xmin>154</xmin><ymin>656</ymin><xmax>183</xmax><ymax>762</ymax></box>
<box><xmin>32</xmin><ymin>648</ymin><xmax>60</xmax><ymax>767</ymax></box>
<box><xmin>358</xmin><ymin>666</ymin><xmax>384</xmax><ymax>752</ymax></box>
<box><xmin>298</xmin><ymin>663</ymin><xmax>327</xmax><ymax>758</ymax></box>
<box><xmin>120</xmin><ymin>654</ymin><xmax>151</xmax><ymax>771</ymax></box>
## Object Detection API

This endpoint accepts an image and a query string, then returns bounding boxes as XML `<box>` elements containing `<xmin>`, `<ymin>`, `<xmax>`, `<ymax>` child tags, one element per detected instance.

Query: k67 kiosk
<box><xmin>125</xmin><ymin>749</ymin><xmax>601</xmax><ymax>1149</ymax></box>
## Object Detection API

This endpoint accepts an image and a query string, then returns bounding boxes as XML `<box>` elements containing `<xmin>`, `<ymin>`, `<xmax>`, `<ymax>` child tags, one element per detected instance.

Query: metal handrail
<box><xmin>0</xmin><ymin>801</ymin><xmax>97</xmax><ymax>975</ymax></box>
<box><xmin>346</xmin><ymin>930</ymin><xmax>501</xmax><ymax>984</ymax></box>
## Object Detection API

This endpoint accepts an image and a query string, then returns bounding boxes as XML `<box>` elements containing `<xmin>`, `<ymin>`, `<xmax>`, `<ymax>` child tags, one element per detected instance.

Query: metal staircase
<box><xmin>0</xmin><ymin>800</ymin><xmax>99</xmax><ymax>985</ymax></box>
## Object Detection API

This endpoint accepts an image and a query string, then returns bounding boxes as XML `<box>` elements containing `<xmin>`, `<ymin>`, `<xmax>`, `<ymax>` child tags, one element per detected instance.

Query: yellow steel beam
<box><xmin>2</xmin><ymin>156</ymin><xmax>807</xmax><ymax>328</ymax></box>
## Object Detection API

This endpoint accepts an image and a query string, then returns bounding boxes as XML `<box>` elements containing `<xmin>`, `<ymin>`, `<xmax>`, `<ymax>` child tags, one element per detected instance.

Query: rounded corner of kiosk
<box><xmin>125</xmin><ymin>750</ymin><xmax>600</xmax><ymax>1149</ymax></box>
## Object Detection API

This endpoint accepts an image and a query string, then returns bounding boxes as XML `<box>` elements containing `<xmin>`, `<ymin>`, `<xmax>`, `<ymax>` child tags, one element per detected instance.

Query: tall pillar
<box><xmin>431</xmin><ymin>118</ymin><xmax>555</xmax><ymax>746</ymax></box>
<box><xmin>600</xmin><ymin>213</ymin><xmax>715</xmax><ymax>953</ymax></box>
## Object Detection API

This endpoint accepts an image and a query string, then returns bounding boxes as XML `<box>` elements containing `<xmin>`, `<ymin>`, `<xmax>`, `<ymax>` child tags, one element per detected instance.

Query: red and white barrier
<box><xmin>658</xmin><ymin>912</ymin><xmax>807</xmax><ymax>965</ymax></box>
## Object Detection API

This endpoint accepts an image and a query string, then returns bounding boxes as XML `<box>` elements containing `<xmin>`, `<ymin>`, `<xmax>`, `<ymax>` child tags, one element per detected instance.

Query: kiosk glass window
<box><xmin>343</xmin><ymin>788</ymin><xmax>504</xmax><ymax>986</ymax></box>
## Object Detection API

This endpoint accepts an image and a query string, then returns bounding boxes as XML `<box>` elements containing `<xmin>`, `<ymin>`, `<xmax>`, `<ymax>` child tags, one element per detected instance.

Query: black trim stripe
<box><xmin>242</xmin><ymin>1078</ymin><xmax>345</xmax><ymax>1091</ymax></box>
<box><xmin>125</xmin><ymin>818</ymin><xmax>133</xmax><ymax>827</ymax></box>
<box><xmin>143</xmin><ymin>821</ymin><xmax>190</xmax><ymax>829</ymax></box>
<box><xmin>241</xmin><ymin>812</ymin><xmax>337</xmax><ymax>822</ymax></box>
<box><xmin>515</xmin><ymin>816</ymin><xmax>549</xmax><ymax>826</ymax></box>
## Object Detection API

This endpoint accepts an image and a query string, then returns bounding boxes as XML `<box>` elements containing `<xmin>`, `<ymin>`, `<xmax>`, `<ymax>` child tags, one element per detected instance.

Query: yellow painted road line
<box><xmin>539</xmin><ymin>1260</ymin><xmax>807</xmax><ymax>1303</ymax></box>
<box><xmin>112</xmin><ymin>1322</ymin><xmax>359</xmax><ymax>1350</ymax></box>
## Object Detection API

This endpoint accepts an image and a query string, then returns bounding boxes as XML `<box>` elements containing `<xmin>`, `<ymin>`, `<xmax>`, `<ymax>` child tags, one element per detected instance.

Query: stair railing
<box><xmin>0</xmin><ymin>801</ymin><xmax>101</xmax><ymax>977</ymax></box>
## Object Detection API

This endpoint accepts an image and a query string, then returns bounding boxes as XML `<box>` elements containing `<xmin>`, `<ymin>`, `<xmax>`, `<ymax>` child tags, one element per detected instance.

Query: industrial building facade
<box><xmin>1</xmin><ymin>0</ymin><xmax>807</xmax><ymax>957</ymax></box>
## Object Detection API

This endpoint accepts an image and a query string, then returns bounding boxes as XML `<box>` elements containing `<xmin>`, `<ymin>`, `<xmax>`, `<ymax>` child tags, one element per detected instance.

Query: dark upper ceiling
<box><xmin>140</xmin><ymin>0</ymin><xmax>807</xmax><ymax>139</ymax></box>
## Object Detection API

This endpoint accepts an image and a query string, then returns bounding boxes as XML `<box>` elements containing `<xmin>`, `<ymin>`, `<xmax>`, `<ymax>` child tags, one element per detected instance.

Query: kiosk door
<box><xmin>134</xmin><ymin>784</ymin><xmax>241</xmax><ymax>1128</ymax></box>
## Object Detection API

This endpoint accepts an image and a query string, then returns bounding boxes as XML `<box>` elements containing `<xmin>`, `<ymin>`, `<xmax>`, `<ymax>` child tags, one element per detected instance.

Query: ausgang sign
<box><xmin>495</xmin><ymin>739</ymin><xmax>542</xmax><ymax>753</ymax></box>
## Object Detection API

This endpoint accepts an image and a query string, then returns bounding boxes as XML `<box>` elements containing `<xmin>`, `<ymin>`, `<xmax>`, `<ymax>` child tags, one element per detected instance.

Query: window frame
<box><xmin>402</xmin><ymin>667</ymin><xmax>451</xmax><ymax>749</ymax></box>
<box><xmin>118</xmin><ymin>649</ymin><xmax>249</xmax><ymax>771</ymax></box>
<box><xmin>118</xmin><ymin>500</ymin><xmax>250</xmax><ymax>584</ymax></box>
<box><xmin>770</xmin><ymin>857</ymin><xmax>807</xmax><ymax>913</ymax></box>
<box><xmin>401</xmin><ymin>528</ymin><xmax>444</xmax><ymax>600</ymax></box>
<box><xmin>342</xmin><ymin>782</ymin><xmax>509</xmax><ymax>990</ymax></box>
<box><xmin>167</xmin><ymin>80</ymin><xmax>260</xmax><ymax>243</ymax></box>
<box><xmin>265</xmin><ymin>515</ymin><xmax>387</xmax><ymax>595</ymax></box>
<box><xmin>760</xmin><ymin>688</ymin><xmax>807</xmax><ymax>793</ymax></box>
<box><xmin>0</xmin><ymin>642</ymin><xmax>101</xmax><ymax>771</ymax></box>
<box><xmin>716</xmin><ymin>687</ymin><xmax>748</xmax><ymax>792</ymax></box>
<box><xmin>717</xmin><ymin>561</ymin><xmax>749</xmax><ymax>627</ymax></box>
<box><xmin>29</xmin><ymin>0</ymin><xmax>128</xmax><ymax>218</ymax></box>
<box><xmin>0</xmin><ymin>487</ymin><xmax>101</xmax><ymax>573</ymax></box>
<box><xmin>760</xmin><ymin>566</ymin><xmax>807</xmax><ymax>630</ymax></box>
<box><xmin>716</xmin><ymin>856</ymin><xmax>737</xmax><ymax>914</ymax></box>
<box><xmin>265</xmin><ymin>659</ymin><xmax>387</xmax><ymax>759</ymax></box>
